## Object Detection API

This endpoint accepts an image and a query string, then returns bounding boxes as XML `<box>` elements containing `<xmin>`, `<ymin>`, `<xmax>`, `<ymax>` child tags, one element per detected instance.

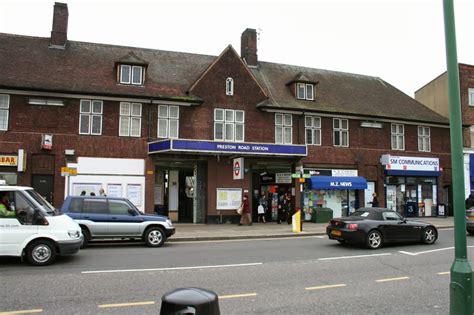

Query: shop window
<box><xmin>305</xmin><ymin>116</ymin><xmax>321</xmax><ymax>145</ymax></box>
<box><xmin>275</xmin><ymin>113</ymin><xmax>292</xmax><ymax>144</ymax></box>
<box><xmin>79</xmin><ymin>100</ymin><xmax>103</xmax><ymax>135</ymax></box>
<box><xmin>214</xmin><ymin>108</ymin><xmax>244</xmax><ymax>141</ymax></box>
<box><xmin>157</xmin><ymin>105</ymin><xmax>179</xmax><ymax>139</ymax></box>
<box><xmin>417</xmin><ymin>126</ymin><xmax>431</xmax><ymax>152</ymax></box>
<box><xmin>119</xmin><ymin>102</ymin><xmax>142</xmax><ymax>137</ymax></box>
<box><xmin>0</xmin><ymin>94</ymin><xmax>9</xmax><ymax>131</ymax></box>
<box><xmin>333</xmin><ymin>118</ymin><xmax>349</xmax><ymax>147</ymax></box>
<box><xmin>391</xmin><ymin>123</ymin><xmax>405</xmax><ymax>150</ymax></box>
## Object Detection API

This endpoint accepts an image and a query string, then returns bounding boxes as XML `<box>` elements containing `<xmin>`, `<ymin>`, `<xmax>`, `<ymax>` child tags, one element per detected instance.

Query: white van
<box><xmin>0</xmin><ymin>185</ymin><xmax>83</xmax><ymax>266</ymax></box>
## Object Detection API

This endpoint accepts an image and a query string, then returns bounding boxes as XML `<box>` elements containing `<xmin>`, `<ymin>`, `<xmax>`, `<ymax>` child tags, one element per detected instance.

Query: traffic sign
<box><xmin>303</xmin><ymin>174</ymin><xmax>311</xmax><ymax>178</ymax></box>
<box><xmin>291</xmin><ymin>173</ymin><xmax>300</xmax><ymax>178</ymax></box>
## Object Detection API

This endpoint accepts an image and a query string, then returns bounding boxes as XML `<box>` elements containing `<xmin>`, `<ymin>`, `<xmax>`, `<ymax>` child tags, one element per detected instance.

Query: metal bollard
<box><xmin>160</xmin><ymin>287</ymin><xmax>220</xmax><ymax>315</ymax></box>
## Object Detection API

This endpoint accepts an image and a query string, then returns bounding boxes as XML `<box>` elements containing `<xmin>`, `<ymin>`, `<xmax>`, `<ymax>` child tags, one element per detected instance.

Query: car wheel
<box><xmin>81</xmin><ymin>227</ymin><xmax>91</xmax><ymax>249</ymax></box>
<box><xmin>337</xmin><ymin>240</ymin><xmax>346</xmax><ymax>244</ymax></box>
<box><xmin>468</xmin><ymin>230</ymin><xmax>474</xmax><ymax>236</ymax></box>
<box><xmin>144</xmin><ymin>227</ymin><xmax>166</xmax><ymax>247</ymax></box>
<box><xmin>422</xmin><ymin>226</ymin><xmax>437</xmax><ymax>245</ymax></box>
<box><xmin>26</xmin><ymin>239</ymin><xmax>57</xmax><ymax>266</ymax></box>
<box><xmin>366</xmin><ymin>230</ymin><xmax>382</xmax><ymax>249</ymax></box>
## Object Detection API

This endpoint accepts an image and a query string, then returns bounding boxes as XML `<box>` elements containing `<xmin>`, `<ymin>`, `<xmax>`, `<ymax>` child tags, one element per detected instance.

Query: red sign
<box><xmin>233</xmin><ymin>157</ymin><xmax>244</xmax><ymax>180</ymax></box>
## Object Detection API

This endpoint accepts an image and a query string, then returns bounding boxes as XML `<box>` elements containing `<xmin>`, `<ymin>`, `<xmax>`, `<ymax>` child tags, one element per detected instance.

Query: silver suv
<box><xmin>60</xmin><ymin>196</ymin><xmax>175</xmax><ymax>248</ymax></box>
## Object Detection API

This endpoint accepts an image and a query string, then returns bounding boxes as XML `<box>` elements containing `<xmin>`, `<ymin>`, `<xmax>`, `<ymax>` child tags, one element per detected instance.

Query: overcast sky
<box><xmin>1</xmin><ymin>0</ymin><xmax>472</xmax><ymax>97</ymax></box>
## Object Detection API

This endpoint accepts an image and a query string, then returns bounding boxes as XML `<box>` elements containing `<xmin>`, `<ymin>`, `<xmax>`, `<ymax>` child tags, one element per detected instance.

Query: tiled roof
<box><xmin>0</xmin><ymin>33</ymin><xmax>213</xmax><ymax>101</ymax></box>
<box><xmin>0</xmin><ymin>32</ymin><xmax>448</xmax><ymax>124</ymax></box>
<box><xmin>252</xmin><ymin>62</ymin><xmax>449</xmax><ymax>124</ymax></box>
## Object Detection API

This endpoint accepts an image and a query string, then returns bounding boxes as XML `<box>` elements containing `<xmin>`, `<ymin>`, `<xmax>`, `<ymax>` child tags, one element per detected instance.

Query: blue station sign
<box><xmin>148</xmin><ymin>139</ymin><xmax>307</xmax><ymax>157</ymax></box>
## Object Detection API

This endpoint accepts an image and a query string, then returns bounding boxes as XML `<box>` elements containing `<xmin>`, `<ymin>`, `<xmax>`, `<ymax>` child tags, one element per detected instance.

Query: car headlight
<box><xmin>68</xmin><ymin>230</ymin><xmax>81</xmax><ymax>239</ymax></box>
<box><xmin>166</xmin><ymin>219</ymin><xmax>173</xmax><ymax>227</ymax></box>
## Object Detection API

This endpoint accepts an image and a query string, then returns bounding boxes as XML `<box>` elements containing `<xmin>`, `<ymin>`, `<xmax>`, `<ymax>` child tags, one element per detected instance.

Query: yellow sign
<box><xmin>0</xmin><ymin>155</ymin><xmax>18</xmax><ymax>166</ymax></box>
<box><xmin>61</xmin><ymin>167</ymin><xmax>78</xmax><ymax>176</ymax></box>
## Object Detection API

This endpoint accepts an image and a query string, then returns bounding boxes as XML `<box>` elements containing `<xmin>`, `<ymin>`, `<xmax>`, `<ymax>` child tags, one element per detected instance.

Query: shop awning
<box><xmin>308</xmin><ymin>176</ymin><xmax>368</xmax><ymax>190</ymax></box>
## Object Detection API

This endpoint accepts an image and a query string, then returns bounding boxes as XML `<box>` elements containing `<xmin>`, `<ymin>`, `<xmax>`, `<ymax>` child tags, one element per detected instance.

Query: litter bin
<box><xmin>160</xmin><ymin>287</ymin><xmax>220</xmax><ymax>315</ymax></box>
<box><xmin>312</xmin><ymin>207</ymin><xmax>333</xmax><ymax>223</ymax></box>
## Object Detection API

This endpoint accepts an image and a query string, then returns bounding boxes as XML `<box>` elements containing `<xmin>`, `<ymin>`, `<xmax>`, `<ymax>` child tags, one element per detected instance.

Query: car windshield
<box><xmin>24</xmin><ymin>189</ymin><xmax>57</xmax><ymax>215</ymax></box>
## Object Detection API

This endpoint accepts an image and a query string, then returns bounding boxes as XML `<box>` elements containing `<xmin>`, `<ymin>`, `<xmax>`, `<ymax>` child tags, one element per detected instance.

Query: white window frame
<box><xmin>157</xmin><ymin>105</ymin><xmax>179</xmax><ymax>139</ymax></box>
<box><xmin>214</xmin><ymin>108</ymin><xmax>245</xmax><ymax>141</ymax></box>
<box><xmin>391</xmin><ymin>123</ymin><xmax>405</xmax><ymax>151</ymax></box>
<box><xmin>305</xmin><ymin>115</ymin><xmax>321</xmax><ymax>146</ymax></box>
<box><xmin>119</xmin><ymin>102</ymin><xmax>142</xmax><ymax>137</ymax></box>
<box><xmin>226</xmin><ymin>77</ymin><xmax>234</xmax><ymax>96</ymax></box>
<box><xmin>333</xmin><ymin>118</ymin><xmax>349</xmax><ymax>147</ymax></box>
<box><xmin>79</xmin><ymin>99</ymin><xmax>103</xmax><ymax>135</ymax></box>
<box><xmin>0</xmin><ymin>94</ymin><xmax>10</xmax><ymax>131</ymax></box>
<box><xmin>296</xmin><ymin>83</ymin><xmax>314</xmax><ymax>100</ymax></box>
<box><xmin>306</xmin><ymin>84</ymin><xmax>314</xmax><ymax>100</ymax></box>
<box><xmin>296</xmin><ymin>83</ymin><xmax>306</xmax><ymax>100</ymax></box>
<box><xmin>469</xmin><ymin>88</ymin><xmax>474</xmax><ymax>106</ymax></box>
<box><xmin>417</xmin><ymin>126</ymin><xmax>431</xmax><ymax>152</ymax></box>
<box><xmin>275</xmin><ymin>113</ymin><xmax>293</xmax><ymax>144</ymax></box>
<box><xmin>120</xmin><ymin>64</ymin><xmax>144</xmax><ymax>85</ymax></box>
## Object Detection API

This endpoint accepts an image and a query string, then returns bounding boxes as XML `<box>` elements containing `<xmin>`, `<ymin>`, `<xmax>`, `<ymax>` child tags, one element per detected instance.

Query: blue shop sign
<box><xmin>308</xmin><ymin>176</ymin><xmax>368</xmax><ymax>190</ymax></box>
<box><xmin>148</xmin><ymin>139</ymin><xmax>307</xmax><ymax>156</ymax></box>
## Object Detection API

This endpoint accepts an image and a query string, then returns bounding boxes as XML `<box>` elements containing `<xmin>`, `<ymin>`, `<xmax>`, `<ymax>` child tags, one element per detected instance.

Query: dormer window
<box><xmin>120</xmin><ymin>65</ymin><xmax>143</xmax><ymax>85</ymax></box>
<box><xmin>296</xmin><ymin>83</ymin><xmax>314</xmax><ymax>100</ymax></box>
<box><xmin>226</xmin><ymin>77</ymin><xmax>234</xmax><ymax>96</ymax></box>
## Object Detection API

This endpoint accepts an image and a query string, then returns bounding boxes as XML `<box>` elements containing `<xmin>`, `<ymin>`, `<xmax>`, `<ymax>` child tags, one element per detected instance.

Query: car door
<box><xmin>0</xmin><ymin>190</ymin><xmax>38</xmax><ymax>255</ymax></box>
<box><xmin>381</xmin><ymin>211</ymin><xmax>418</xmax><ymax>241</ymax></box>
<box><xmin>107</xmin><ymin>199</ymin><xmax>141</xmax><ymax>237</ymax></box>
<box><xmin>80</xmin><ymin>198</ymin><xmax>109</xmax><ymax>236</ymax></box>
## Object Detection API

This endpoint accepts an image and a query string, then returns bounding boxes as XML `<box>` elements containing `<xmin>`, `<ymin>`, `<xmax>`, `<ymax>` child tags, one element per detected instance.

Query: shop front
<box><xmin>148</xmin><ymin>139</ymin><xmax>307</xmax><ymax>223</ymax></box>
<box><xmin>303</xmin><ymin>169</ymin><xmax>367</xmax><ymax>219</ymax></box>
<box><xmin>0</xmin><ymin>152</ymin><xmax>23</xmax><ymax>185</ymax></box>
<box><xmin>381</xmin><ymin>155</ymin><xmax>440</xmax><ymax>217</ymax></box>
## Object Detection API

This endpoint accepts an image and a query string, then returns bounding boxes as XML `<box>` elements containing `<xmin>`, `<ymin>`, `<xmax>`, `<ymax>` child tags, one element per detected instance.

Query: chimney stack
<box><xmin>241</xmin><ymin>28</ymin><xmax>258</xmax><ymax>67</ymax></box>
<box><xmin>50</xmin><ymin>2</ymin><xmax>69</xmax><ymax>48</ymax></box>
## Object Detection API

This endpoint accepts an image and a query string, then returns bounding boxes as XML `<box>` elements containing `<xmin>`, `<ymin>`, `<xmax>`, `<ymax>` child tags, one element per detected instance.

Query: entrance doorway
<box><xmin>32</xmin><ymin>174</ymin><xmax>54</xmax><ymax>204</ymax></box>
<box><xmin>178</xmin><ymin>171</ymin><xmax>194</xmax><ymax>223</ymax></box>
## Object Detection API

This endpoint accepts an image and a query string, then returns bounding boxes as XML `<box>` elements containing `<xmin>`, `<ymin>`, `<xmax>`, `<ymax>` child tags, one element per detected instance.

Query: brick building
<box><xmin>415</xmin><ymin>63</ymin><xmax>474</xmax><ymax>201</ymax></box>
<box><xmin>0</xmin><ymin>3</ymin><xmax>452</xmax><ymax>222</ymax></box>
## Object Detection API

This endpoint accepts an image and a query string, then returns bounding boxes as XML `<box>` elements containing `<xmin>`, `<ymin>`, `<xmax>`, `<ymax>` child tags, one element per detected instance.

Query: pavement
<box><xmin>170</xmin><ymin>216</ymin><xmax>454</xmax><ymax>242</ymax></box>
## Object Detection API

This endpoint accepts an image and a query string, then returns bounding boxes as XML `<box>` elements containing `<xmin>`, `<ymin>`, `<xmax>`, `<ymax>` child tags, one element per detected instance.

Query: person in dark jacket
<box><xmin>466</xmin><ymin>194</ymin><xmax>474</xmax><ymax>209</ymax></box>
<box><xmin>369</xmin><ymin>193</ymin><xmax>379</xmax><ymax>207</ymax></box>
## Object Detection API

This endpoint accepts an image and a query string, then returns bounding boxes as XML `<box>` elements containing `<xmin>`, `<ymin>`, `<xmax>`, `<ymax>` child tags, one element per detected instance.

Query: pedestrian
<box><xmin>238</xmin><ymin>195</ymin><xmax>252</xmax><ymax>226</ymax></box>
<box><xmin>369</xmin><ymin>192</ymin><xmax>379</xmax><ymax>207</ymax></box>
<box><xmin>80</xmin><ymin>190</ymin><xmax>86</xmax><ymax>196</ymax></box>
<box><xmin>466</xmin><ymin>194</ymin><xmax>474</xmax><ymax>209</ymax></box>
<box><xmin>284</xmin><ymin>192</ymin><xmax>292</xmax><ymax>224</ymax></box>
<box><xmin>99</xmin><ymin>188</ymin><xmax>107</xmax><ymax>196</ymax></box>
<box><xmin>257</xmin><ymin>191</ymin><xmax>267</xmax><ymax>223</ymax></box>
<box><xmin>277</xmin><ymin>193</ymin><xmax>284</xmax><ymax>224</ymax></box>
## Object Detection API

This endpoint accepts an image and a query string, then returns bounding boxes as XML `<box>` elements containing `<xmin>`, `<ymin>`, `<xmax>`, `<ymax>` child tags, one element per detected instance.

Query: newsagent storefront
<box><xmin>303</xmin><ymin>169</ymin><xmax>368</xmax><ymax>219</ymax></box>
<box><xmin>148</xmin><ymin>139</ymin><xmax>307</xmax><ymax>223</ymax></box>
<box><xmin>381</xmin><ymin>155</ymin><xmax>440</xmax><ymax>217</ymax></box>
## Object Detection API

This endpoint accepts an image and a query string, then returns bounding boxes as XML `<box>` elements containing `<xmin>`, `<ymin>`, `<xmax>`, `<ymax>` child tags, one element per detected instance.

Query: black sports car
<box><xmin>326</xmin><ymin>207</ymin><xmax>438</xmax><ymax>249</ymax></box>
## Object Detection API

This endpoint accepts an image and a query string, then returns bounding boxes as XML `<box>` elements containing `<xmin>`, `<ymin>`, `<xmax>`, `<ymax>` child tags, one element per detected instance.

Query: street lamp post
<box><xmin>442</xmin><ymin>0</ymin><xmax>474</xmax><ymax>313</ymax></box>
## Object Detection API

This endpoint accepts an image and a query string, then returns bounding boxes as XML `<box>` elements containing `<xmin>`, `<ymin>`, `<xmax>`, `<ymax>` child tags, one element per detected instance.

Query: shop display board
<box><xmin>216</xmin><ymin>188</ymin><xmax>242</xmax><ymax>210</ymax></box>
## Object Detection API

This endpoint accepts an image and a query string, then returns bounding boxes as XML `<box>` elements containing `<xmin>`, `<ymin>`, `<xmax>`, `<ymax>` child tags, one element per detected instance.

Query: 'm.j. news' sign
<box><xmin>380</xmin><ymin>155</ymin><xmax>439</xmax><ymax>172</ymax></box>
